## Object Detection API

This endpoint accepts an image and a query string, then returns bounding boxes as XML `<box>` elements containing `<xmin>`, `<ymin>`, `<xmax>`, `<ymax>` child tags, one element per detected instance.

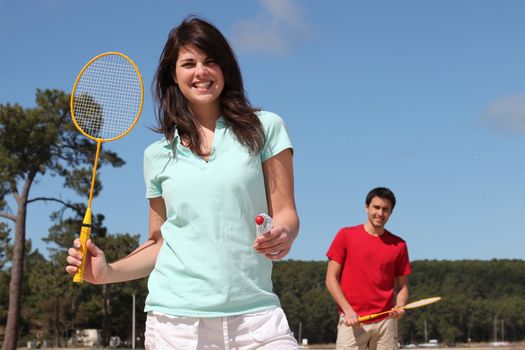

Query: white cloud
<box><xmin>481</xmin><ymin>93</ymin><xmax>525</xmax><ymax>133</ymax></box>
<box><xmin>230</xmin><ymin>0</ymin><xmax>310</xmax><ymax>56</ymax></box>
<box><xmin>260</xmin><ymin>0</ymin><xmax>305</xmax><ymax>26</ymax></box>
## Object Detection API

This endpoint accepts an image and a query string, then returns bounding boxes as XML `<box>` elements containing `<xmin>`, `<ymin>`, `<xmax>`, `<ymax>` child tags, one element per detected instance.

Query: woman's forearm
<box><xmin>273</xmin><ymin>207</ymin><xmax>300</xmax><ymax>241</ymax></box>
<box><xmin>102</xmin><ymin>238</ymin><xmax>163</xmax><ymax>284</ymax></box>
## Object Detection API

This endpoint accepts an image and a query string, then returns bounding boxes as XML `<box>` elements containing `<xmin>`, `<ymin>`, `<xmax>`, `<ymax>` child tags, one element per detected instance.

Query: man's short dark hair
<box><xmin>365</xmin><ymin>187</ymin><xmax>396</xmax><ymax>209</ymax></box>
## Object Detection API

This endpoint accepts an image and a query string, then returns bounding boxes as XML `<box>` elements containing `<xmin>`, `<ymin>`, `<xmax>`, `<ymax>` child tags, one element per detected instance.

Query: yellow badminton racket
<box><xmin>358</xmin><ymin>296</ymin><xmax>442</xmax><ymax>322</ymax></box>
<box><xmin>70</xmin><ymin>52</ymin><xmax>144</xmax><ymax>283</ymax></box>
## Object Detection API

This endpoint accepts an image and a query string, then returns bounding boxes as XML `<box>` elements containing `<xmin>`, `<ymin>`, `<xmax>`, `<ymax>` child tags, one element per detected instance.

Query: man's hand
<box><xmin>342</xmin><ymin>308</ymin><xmax>361</xmax><ymax>327</ymax></box>
<box><xmin>389</xmin><ymin>305</ymin><xmax>406</xmax><ymax>319</ymax></box>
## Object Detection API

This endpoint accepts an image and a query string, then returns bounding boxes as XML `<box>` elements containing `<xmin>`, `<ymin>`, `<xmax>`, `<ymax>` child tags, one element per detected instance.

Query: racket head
<box><xmin>404</xmin><ymin>296</ymin><xmax>442</xmax><ymax>309</ymax></box>
<box><xmin>70</xmin><ymin>52</ymin><xmax>144</xmax><ymax>142</ymax></box>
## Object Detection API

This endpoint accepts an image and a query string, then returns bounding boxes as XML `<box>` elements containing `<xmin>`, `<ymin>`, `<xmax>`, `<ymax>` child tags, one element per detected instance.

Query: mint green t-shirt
<box><xmin>143</xmin><ymin>111</ymin><xmax>293</xmax><ymax>317</ymax></box>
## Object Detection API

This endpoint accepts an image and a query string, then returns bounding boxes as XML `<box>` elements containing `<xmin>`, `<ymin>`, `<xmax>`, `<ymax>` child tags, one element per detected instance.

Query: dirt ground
<box><xmin>299</xmin><ymin>345</ymin><xmax>525</xmax><ymax>350</ymax></box>
<box><xmin>16</xmin><ymin>343</ymin><xmax>525</xmax><ymax>350</ymax></box>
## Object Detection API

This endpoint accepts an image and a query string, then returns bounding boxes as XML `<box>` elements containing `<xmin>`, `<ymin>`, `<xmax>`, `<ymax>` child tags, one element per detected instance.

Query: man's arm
<box><xmin>326</xmin><ymin>259</ymin><xmax>360</xmax><ymax>326</ymax></box>
<box><xmin>390</xmin><ymin>275</ymin><xmax>409</xmax><ymax>319</ymax></box>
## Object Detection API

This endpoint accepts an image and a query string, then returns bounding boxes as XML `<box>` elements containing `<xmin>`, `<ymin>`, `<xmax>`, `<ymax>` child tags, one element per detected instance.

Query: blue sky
<box><xmin>1</xmin><ymin>0</ymin><xmax>524</xmax><ymax>261</ymax></box>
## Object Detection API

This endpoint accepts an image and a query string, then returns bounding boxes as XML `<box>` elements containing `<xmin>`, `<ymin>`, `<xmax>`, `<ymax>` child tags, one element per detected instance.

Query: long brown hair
<box><xmin>153</xmin><ymin>16</ymin><xmax>264</xmax><ymax>157</ymax></box>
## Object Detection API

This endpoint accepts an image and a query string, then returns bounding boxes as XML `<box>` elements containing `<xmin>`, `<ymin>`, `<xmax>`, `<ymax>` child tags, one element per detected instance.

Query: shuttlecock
<box><xmin>255</xmin><ymin>213</ymin><xmax>272</xmax><ymax>236</ymax></box>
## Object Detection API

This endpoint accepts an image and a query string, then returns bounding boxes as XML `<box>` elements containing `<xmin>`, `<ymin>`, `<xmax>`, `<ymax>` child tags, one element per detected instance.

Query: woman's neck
<box><xmin>190</xmin><ymin>102</ymin><xmax>221</xmax><ymax>129</ymax></box>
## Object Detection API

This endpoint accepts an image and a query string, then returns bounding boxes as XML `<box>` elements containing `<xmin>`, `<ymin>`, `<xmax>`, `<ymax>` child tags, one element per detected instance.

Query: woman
<box><xmin>66</xmin><ymin>16</ymin><xmax>300</xmax><ymax>349</ymax></box>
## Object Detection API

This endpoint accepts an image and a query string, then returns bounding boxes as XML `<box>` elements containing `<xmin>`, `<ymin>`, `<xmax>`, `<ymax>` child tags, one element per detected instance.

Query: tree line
<box><xmin>1</xmin><ymin>90</ymin><xmax>524</xmax><ymax>347</ymax></box>
<box><xmin>1</xmin><ymin>245</ymin><xmax>524</xmax><ymax>346</ymax></box>
<box><xmin>272</xmin><ymin>259</ymin><xmax>525</xmax><ymax>345</ymax></box>
<box><xmin>1</xmin><ymin>89</ymin><xmax>125</xmax><ymax>350</ymax></box>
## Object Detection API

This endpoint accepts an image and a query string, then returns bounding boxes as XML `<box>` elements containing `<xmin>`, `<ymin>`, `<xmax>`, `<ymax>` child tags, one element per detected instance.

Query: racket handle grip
<box><xmin>358</xmin><ymin>314</ymin><xmax>374</xmax><ymax>322</ymax></box>
<box><xmin>358</xmin><ymin>311</ymin><xmax>386</xmax><ymax>322</ymax></box>
<box><xmin>73</xmin><ymin>209</ymin><xmax>92</xmax><ymax>283</ymax></box>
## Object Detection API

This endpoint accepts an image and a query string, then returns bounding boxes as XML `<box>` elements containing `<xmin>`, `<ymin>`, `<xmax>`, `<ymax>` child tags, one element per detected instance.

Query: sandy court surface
<box><xmin>300</xmin><ymin>346</ymin><xmax>525</xmax><ymax>350</ymax></box>
<box><xmin>301</xmin><ymin>348</ymin><xmax>522</xmax><ymax>350</ymax></box>
<box><xmin>16</xmin><ymin>344</ymin><xmax>525</xmax><ymax>349</ymax></box>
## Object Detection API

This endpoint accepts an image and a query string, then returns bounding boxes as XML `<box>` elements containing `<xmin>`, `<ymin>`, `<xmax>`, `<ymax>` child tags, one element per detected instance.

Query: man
<box><xmin>326</xmin><ymin>187</ymin><xmax>411</xmax><ymax>350</ymax></box>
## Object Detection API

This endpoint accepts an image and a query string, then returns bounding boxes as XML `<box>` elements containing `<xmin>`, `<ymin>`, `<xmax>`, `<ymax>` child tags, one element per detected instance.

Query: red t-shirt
<box><xmin>326</xmin><ymin>225</ymin><xmax>411</xmax><ymax>320</ymax></box>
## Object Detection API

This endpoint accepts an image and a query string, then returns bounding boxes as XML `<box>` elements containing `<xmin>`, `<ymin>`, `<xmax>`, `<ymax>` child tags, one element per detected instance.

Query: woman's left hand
<box><xmin>252</xmin><ymin>224</ymin><xmax>294</xmax><ymax>260</ymax></box>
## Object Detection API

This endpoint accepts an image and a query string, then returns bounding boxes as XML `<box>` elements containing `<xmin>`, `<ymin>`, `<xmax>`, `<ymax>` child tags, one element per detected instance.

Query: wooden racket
<box><xmin>358</xmin><ymin>296</ymin><xmax>442</xmax><ymax>322</ymax></box>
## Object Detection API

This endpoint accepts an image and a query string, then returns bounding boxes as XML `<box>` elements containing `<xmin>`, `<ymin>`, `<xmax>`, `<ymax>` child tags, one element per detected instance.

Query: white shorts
<box><xmin>144</xmin><ymin>307</ymin><xmax>298</xmax><ymax>350</ymax></box>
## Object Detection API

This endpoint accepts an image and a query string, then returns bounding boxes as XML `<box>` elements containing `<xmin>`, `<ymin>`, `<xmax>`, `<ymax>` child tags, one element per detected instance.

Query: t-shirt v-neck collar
<box><xmin>171</xmin><ymin>116</ymin><xmax>226</xmax><ymax>163</ymax></box>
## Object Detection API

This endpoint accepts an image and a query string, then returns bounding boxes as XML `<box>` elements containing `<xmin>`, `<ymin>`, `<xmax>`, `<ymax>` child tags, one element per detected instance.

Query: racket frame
<box><xmin>357</xmin><ymin>296</ymin><xmax>442</xmax><ymax>322</ymax></box>
<box><xmin>70</xmin><ymin>51</ymin><xmax>144</xmax><ymax>143</ymax></box>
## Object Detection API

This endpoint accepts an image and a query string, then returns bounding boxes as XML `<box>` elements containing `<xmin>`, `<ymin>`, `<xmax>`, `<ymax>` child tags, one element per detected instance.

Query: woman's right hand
<box><xmin>65</xmin><ymin>238</ymin><xmax>109</xmax><ymax>284</ymax></box>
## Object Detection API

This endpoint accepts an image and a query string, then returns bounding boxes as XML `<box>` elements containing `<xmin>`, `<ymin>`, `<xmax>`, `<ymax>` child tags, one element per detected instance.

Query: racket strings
<box><xmin>404</xmin><ymin>297</ymin><xmax>441</xmax><ymax>309</ymax></box>
<box><xmin>73</xmin><ymin>54</ymin><xmax>142</xmax><ymax>140</ymax></box>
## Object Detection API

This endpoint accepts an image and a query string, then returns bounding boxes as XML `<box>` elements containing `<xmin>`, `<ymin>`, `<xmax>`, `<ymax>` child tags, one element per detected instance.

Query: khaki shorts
<box><xmin>336</xmin><ymin>316</ymin><xmax>398</xmax><ymax>350</ymax></box>
<box><xmin>144</xmin><ymin>307</ymin><xmax>298</xmax><ymax>350</ymax></box>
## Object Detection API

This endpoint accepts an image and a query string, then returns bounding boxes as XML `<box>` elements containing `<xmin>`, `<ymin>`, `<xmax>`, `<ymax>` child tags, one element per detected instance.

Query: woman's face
<box><xmin>174</xmin><ymin>45</ymin><xmax>225</xmax><ymax>112</ymax></box>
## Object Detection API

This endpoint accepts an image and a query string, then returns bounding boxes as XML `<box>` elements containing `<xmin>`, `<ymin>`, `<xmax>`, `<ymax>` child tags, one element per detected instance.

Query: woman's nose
<box><xmin>195</xmin><ymin>63</ymin><xmax>207</xmax><ymax>78</ymax></box>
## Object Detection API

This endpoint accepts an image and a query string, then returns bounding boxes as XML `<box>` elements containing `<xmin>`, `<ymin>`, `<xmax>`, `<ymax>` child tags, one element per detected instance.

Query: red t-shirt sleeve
<box><xmin>326</xmin><ymin>228</ymin><xmax>347</xmax><ymax>265</ymax></box>
<box><xmin>395</xmin><ymin>243</ymin><xmax>412</xmax><ymax>277</ymax></box>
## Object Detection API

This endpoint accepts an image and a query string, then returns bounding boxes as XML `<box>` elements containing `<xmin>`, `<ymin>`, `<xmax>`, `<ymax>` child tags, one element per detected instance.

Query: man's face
<box><xmin>366</xmin><ymin>196</ymin><xmax>393</xmax><ymax>228</ymax></box>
